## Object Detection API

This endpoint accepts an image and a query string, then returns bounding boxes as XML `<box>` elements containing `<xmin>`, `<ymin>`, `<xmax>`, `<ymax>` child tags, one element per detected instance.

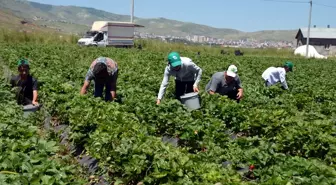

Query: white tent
<box><xmin>294</xmin><ymin>45</ymin><xmax>327</xmax><ymax>59</ymax></box>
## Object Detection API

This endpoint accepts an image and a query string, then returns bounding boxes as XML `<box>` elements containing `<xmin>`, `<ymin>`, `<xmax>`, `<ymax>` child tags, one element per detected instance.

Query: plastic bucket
<box><xmin>180</xmin><ymin>92</ymin><xmax>201</xmax><ymax>110</ymax></box>
<box><xmin>162</xmin><ymin>135</ymin><xmax>179</xmax><ymax>147</ymax></box>
<box><xmin>23</xmin><ymin>104</ymin><xmax>40</xmax><ymax>118</ymax></box>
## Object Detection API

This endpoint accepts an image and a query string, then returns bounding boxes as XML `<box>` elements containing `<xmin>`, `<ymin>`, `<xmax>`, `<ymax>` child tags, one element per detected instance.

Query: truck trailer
<box><xmin>77</xmin><ymin>21</ymin><xmax>144</xmax><ymax>48</ymax></box>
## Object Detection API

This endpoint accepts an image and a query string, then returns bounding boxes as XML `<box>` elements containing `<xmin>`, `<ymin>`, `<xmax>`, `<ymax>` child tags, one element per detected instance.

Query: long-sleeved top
<box><xmin>157</xmin><ymin>57</ymin><xmax>202</xmax><ymax>100</ymax></box>
<box><xmin>85</xmin><ymin>57</ymin><xmax>118</xmax><ymax>80</ymax></box>
<box><xmin>85</xmin><ymin>57</ymin><xmax>118</xmax><ymax>91</ymax></box>
<box><xmin>262</xmin><ymin>67</ymin><xmax>288</xmax><ymax>89</ymax></box>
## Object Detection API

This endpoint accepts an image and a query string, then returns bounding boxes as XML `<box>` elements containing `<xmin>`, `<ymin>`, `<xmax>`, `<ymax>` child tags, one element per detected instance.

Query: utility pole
<box><xmin>131</xmin><ymin>0</ymin><xmax>134</xmax><ymax>23</ymax></box>
<box><xmin>306</xmin><ymin>0</ymin><xmax>312</xmax><ymax>58</ymax></box>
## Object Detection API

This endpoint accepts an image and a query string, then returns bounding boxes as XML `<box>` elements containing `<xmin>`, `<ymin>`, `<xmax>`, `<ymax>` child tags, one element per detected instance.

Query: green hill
<box><xmin>0</xmin><ymin>0</ymin><xmax>296</xmax><ymax>41</ymax></box>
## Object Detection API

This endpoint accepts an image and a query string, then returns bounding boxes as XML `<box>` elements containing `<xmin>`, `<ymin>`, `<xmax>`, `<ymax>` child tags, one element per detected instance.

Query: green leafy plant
<box><xmin>0</xmin><ymin>42</ymin><xmax>335</xmax><ymax>184</ymax></box>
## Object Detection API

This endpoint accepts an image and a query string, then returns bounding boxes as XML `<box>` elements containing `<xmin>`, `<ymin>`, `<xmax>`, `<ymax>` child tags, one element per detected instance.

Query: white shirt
<box><xmin>262</xmin><ymin>67</ymin><xmax>288</xmax><ymax>89</ymax></box>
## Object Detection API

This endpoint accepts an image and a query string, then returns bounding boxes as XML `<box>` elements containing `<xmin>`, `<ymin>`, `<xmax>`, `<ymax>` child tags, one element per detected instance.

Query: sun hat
<box><xmin>167</xmin><ymin>52</ymin><xmax>182</xmax><ymax>67</ymax></box>
<box><xmin>226</xmin><ymin>65</ymin><xmax>238</xmax><ymax>77</ymax></box>
<box><xmin>17</xmin><ymin>58</ymin><xmax>29</xmax><ymax>66</ymax></box>
<box><xmin>284</xmin><ymin>61</ymin><xmax>293</xmax><ymax>71</ymax></box>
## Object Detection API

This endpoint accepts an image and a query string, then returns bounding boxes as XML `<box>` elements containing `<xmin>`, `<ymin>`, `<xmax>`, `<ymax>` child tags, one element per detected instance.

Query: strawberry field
<box><xmin>0</xmin><ymin>42</ymin><xmax>336</xmax><ymax>185</ymax></box>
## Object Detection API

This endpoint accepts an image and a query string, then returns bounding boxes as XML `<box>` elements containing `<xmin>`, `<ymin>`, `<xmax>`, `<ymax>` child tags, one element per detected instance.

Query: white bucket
<box><xmin>23</xmin><ymin>104</ymin><xmax>40</xmax><ymax>118</ymax></box>
<box><xmin>180</xmin><ymin>92</ymin><xmax>201</xmax><ymax>110</ymax></box>
<box><xmin>162</xmin><ymin>136</ymin><xmax>179</xmax><ymax>147</ymax></box>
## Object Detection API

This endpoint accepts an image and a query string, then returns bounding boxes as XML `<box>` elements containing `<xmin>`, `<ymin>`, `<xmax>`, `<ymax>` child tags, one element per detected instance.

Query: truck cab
<box><xmin>77</xmin><ymin>31</ymin><xmax>107</xmax><ymax>47</ymax></box>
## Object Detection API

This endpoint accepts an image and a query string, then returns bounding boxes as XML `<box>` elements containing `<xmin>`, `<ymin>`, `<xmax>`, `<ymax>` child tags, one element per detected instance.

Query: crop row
<box><xmin>0</xmin><ymin>43</ymin><xmax>336</xmax><ymax>184</ymax></box>
<box><xmin>0</xmin><ymin>63</ymin><xmax>86</xmax><ymax>184</ymax></box>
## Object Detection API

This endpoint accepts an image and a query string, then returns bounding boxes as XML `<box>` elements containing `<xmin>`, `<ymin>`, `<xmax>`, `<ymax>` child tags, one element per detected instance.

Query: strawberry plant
<box><xmin>1</xmin><ymin>42</ymin><xmax>336</xmax><ymax>184</ymax></box>
<box><xmin>0</xmin><ymin>74</ymin><xmax>86</xmax><ymax>184</ymax></box>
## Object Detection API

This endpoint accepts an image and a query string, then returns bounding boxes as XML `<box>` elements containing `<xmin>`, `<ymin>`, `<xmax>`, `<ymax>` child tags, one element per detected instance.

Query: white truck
<box><xmin>77</xmin><ymin>21</ymin><xmax>144</xmax><ymax>48</ymax></box>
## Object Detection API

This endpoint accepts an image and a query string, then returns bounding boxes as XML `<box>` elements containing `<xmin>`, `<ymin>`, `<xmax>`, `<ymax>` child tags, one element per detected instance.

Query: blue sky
<box><xmin>29</xmin><ymin>0</ymin><xmax>336</xmax><ymax>32</ymax></box>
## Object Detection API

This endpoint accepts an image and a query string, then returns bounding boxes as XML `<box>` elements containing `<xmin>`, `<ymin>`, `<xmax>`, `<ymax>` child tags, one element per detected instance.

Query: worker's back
<box><xmin>262</xmin><ymin>67</ymin><xmax>285</xmax><ymax>85</ymax></box>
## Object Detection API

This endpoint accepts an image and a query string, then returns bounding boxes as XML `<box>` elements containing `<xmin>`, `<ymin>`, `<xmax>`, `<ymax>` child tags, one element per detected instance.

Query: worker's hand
<box><xmin>237</xmin><ymin>91</ymin><xmax>243</xmax><ymax>100</ymax></box>
<box><xmin>281</xmin><ymin>86</ymin><xmax>288</xmax><ymax>90</ymax></box>
<box><xmin>208</xmin><ymin>90</ymin><xmax>215</xmax><ymax>95</ymax></box>
<box><xmin>111</xmin><ymin>91</ymin><xmax>117</xmax><ymax>100</ymax></box>
<box><xmin>32</xmin><ymin>101</ymin><xmax>39</xmax><ymax>106</ymax></box>
<box><xmin>193</xmin><ymin>86</ymin><xmax>199</xmax><ymax>92</ymax></box>
<box><xmin>156</xmin><ymin>99</ymin><xmax>161</xmax><ymax>105</ymax></box>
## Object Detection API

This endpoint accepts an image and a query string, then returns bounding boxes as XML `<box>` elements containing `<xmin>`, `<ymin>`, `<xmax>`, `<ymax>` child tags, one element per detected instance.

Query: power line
<box><xmin>313</xmin><ymin>3</ymin><xmax>336</xmax><ymax>9</ymax></box>
<box><xmin>261</xmin><ymin>0</ymin><xmax>308</xmax><ymax>4</ymax></box>
<box><xmin>262</xmin><ymin>0</ymin><xmax>336</xmax><ymax>8</ymax></box>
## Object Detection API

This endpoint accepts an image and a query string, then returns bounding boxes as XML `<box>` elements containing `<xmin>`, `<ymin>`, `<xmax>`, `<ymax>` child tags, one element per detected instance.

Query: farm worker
<box><xmin>10</xmin><ymin>59</ymin><xmax>39</xmax><ymax>106</ymax></box>
<box><xmin>80</xmin><ymin>57</ymin><xmax>118</xmax><ymax>101</ymax></box>
<box><xmin>205</xmin><ymin>65</ymin><xmax>243</xmax><ymax>102</ymax></box>
<box><xmin>261</xmin><ymin>61</ymin><xmax>293</xmax><ymax>90</ymax></box>
<box><xmin>156</xmin><ymin>52</ymin><xmax>202</xmax><ymax>105</ymax></box>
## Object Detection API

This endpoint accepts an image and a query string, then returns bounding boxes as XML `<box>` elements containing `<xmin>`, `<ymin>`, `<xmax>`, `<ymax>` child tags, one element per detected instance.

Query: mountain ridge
<box><xmin>0</xmin><ymin>0</ymin><xmax>297</xmax><ymax>41</ymax></box>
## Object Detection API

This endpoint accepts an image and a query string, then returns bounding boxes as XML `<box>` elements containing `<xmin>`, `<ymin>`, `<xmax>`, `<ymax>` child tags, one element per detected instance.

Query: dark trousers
<box><xmin>18</xmin><ymin>97</ymin><xmax>32</xmax><ymax>106</ymax></box>
<box><xmin>226</xmin><ymin>89</ymin><xmax>240</xmax><ymax>103</ymax></box>
<box><xmin>15</xmin><ymin>87</ymin><xmax>32</xmax><ymax>105</ymax></box>
<box><xmin>175</xmin><ymin>80</ymin><xmax>194</xmax><ymax>101</ymax></box>
<box><xmin>265</xmin><ymin>80</ymin><xmax>271</xmax><ymax>87</ymax></box>
<box><xmin>94</xmin><ymin>81</ymin><xmax>112</xmax><ymax>102</ymax></box>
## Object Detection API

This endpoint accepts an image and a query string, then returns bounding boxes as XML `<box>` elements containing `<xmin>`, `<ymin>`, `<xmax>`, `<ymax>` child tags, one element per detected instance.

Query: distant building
<box><xmin>198</xmin><ymin>36</ymin><xmax>206</xmax><ymax>43</ymax></box>
<box><xmin>192</xmin><ymin>35</ymin><xmax>199</xmax><ymax>42</ymax></box>
<box><xmin>186</xmin><ymin>35</ymin><xmax>191</xmax><ymax>41</ymax></box>
<box><xmin>295</xmin><ymin>26</ymin><xmax>336</xmax><ymax>56</ymax></box>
